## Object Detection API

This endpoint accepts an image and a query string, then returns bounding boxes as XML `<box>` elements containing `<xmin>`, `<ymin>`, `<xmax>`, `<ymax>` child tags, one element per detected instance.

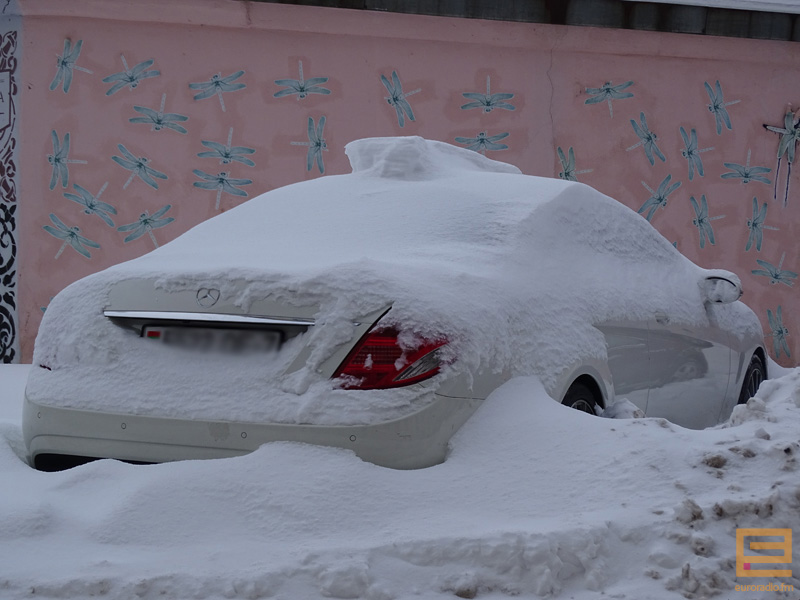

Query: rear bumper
<box><xmin>23</xmin><ymin>392</ymin><xmax>483</xmax><ymax>470</ymax></box>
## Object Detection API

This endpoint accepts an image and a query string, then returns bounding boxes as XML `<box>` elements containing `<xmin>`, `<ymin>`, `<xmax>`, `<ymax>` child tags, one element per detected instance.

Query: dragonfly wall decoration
<box><xmin>721</xmin><ymin>149</ymin><xmax>772</xmax><ymax>185</ymax></box>
<box><xmin>767</xmin><ymin>306</ymin><xmax>791</xmax><ymax>358</ymax></box>
<box><xmin>129</xmin><ymin>93</ymin><xmax>189</xmax><ymax>134</ymax></box>
<box><xmin>198</xmin><ymin>127</ymin><xmax>256</xmax><ymax>167</ymax></box>
<box><xmin>42</xmin><ymin>213</ymin><xmax>100</xmax><ymax>259</ymax></box>
<box><xmin>689</xmin><ymin>194</ymin><xmax>725</xmax><ymax>249</ymax></box>
<box><xmin>111</xmin><ymin>144</ymin><xmax>168</xmax><ymax>190</ymax></box>
<box><xmin>556</xmin><ymin>146</ymin><xmax>593</xmax><ymax>182</ymax></box>
<box><xmin>117</xmin><ymin>205</ymin><xmax>175</xmax><ymax>248</ymax></box>
<box><xmin>637</xmin><ymin>174</ymin><xmax>681</xmax><ymax>222</ymax></box>
<box><xmin>103</xmin><ymin>55</ymin><xmax>160</xmax><ymax>96</ymax></box>
<box><xmin>752</xmin><ymin>252</ymin><xmax>798</xmax><ymax>287</ymax></box>
<box><xmin>63</xmin><ymin>182</ymin><xmax>117</xmax><ymax>227</ymax></box>
<box><xmin>189</xmin><ymin>71</ymin><xmax>246</xmax><ymax>112</ymax></box>
<box><xmin>290</xmin><ymin>116</ymin><xmax>328</xmax><ymax>174</ymax></box>
<box><xmin>380</xmin><ymin>71</ymin><xmax>419</xmax><ymax>127</ymax></box>
<box><xmin>48</xmin><ymin>131</ymin><xmax>87</xmax><ymax>191</ymax></box>
<box><xmin>704</xmin><ymin>80</ymin><xmax>739</xmax><ymax>135</ymax></box>
<box><xmin>460</xmin><ymin>76</ymin><xmax>515</xmax><ymax>113</ymax></box>
<box><xmin>627</xmin><ymin>112</ymin><xmax>665</xmax><ymax>165</ymax></box>
<box><xmin>763</xmin><ymin>109</ymin><xmax>799</xmax><ymax>207</ymax></box>
<box><xmin>584</xmin><ymin>80</ymin><xmax>634</xmax><ymax>118</ymax></box>
<box><xmin>192</xmin><ymin>170</ymin><xmax>253</xmax><ymax>210</ymax></box>
<box><xmin>49</xmin><ymin>39</ymin><xmax>92</xmax><ymax>94</ymax></box>
<box><xmin>274</xmin><ymin>60</ymin><xmax>330</xmax><ymax>100</ymax></box>
<box><xmin>745</xmin><ymin>197</ymin><xmax>778</xmax><ymax>252</ymax></box>
<box><xmin>679</xmin><ymin>127</ymin><xmax>714</xmax><ymax>181</ymax></box>
<box><xmin>455</xmin><ymin>131</ymin><xmax>509</xmax><ymax>154</ymax></box>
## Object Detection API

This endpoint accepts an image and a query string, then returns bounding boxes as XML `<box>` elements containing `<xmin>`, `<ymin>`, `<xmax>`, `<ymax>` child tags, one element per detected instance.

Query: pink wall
<box><xmin>15</xmin><ymin>0</ymin><xmax>800</xmax><ymax>365</ymax></box>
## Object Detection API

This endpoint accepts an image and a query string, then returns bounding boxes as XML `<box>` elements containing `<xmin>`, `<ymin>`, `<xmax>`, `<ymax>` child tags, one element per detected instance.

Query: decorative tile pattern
<box><xmin>0</xmin><ymin>28</ymin><xmax>17</xmax><ymax>363</ymax></box>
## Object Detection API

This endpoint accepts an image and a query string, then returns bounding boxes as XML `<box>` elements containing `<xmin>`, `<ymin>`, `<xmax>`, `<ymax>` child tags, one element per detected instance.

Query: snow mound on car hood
<box><xmin>345</xmin><ymin>135</ymin><xmax>522</xmax><ymax>179</ymax></box>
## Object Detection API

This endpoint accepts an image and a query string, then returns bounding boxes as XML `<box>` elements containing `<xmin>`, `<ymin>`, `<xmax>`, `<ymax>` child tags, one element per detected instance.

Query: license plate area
<box><xmin>142</xmin><ymin>325</ymin><xmax>281</xmax><ymax>354</ymax></box>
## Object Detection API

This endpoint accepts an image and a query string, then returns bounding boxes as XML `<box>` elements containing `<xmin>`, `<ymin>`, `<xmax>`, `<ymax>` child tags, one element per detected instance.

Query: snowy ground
<box><xmin>1</xmin><ymin>363</ymin><xmax>799</xmax><ymax>600</ymax></box>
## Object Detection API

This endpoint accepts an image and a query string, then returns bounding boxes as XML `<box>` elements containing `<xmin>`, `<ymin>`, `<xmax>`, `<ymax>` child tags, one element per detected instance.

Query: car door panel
<box><xmin>596</xmin><ymin>322</ymin><xmax>650</xmax><ymax>412</ymax></box>
<box><xmin>645</xmin><ymin>311</ymin><xmax>731</xmax><ymax>429</ymax></box>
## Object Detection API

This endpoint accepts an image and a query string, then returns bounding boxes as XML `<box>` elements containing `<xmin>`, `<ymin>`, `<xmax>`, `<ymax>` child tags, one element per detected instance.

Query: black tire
<box><xmin>562</xmin><ymin>382</ymin><xmax>599</xmax><ymax>415</ymax></box>
<box><xmin>738</xmin><ymin>354</ymin><xmax>765</xmax><ymax>405</ymax></box>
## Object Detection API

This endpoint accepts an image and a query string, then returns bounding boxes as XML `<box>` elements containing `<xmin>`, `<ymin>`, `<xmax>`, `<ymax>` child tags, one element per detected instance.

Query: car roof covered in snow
<box><xmin>120</xmin><ymin>136</ymin><xmax>676</xmax><ymax>278</ymax></box>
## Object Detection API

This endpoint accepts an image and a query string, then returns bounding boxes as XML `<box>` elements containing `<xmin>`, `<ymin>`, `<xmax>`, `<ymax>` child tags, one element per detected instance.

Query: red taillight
<box><xmin>333</xmin><ymin>327</ymin><xmax>448</xmax><ymax>390</ymax></box>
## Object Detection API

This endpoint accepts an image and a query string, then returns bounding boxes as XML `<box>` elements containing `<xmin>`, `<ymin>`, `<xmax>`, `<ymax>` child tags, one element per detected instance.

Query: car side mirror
<box><xmin>700</xmin><ymin>275</ymin><xmax>742</xmax><ymax>304</ymax></box>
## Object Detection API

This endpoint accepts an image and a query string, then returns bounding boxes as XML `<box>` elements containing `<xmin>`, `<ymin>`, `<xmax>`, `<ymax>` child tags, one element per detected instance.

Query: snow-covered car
<box><xmin>24</xmin><ymin>136</ymin><xmax>767</xmax><ymax>471</ymax></box>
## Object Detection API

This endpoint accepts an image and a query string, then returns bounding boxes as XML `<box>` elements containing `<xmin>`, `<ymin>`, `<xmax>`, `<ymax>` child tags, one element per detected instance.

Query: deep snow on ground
<box><xmin>2</xmin><ymin>364</ymin><xmax>800</xmax><ymax>599</ymax></box>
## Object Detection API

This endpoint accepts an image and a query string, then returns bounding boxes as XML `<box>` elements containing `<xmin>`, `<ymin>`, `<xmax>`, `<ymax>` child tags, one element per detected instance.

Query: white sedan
<box><xmin>24</xmin><ymin>136</ymin><xmax>767</xmax><ymax>470</ymax></box>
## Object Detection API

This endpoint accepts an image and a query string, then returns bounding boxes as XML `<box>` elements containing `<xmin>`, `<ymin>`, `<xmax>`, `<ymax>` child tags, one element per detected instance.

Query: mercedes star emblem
<box><xmin>196</xmin><ymin>288</ymin><xmax>220</xmax><ymax>307</ymax></box>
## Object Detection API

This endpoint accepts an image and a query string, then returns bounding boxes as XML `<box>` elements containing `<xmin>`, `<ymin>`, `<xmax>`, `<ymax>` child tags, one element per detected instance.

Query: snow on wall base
<box><xmin>0</xmin><ymin>4</ymin><xmax>19</xmax><ymax>364</ymax></box>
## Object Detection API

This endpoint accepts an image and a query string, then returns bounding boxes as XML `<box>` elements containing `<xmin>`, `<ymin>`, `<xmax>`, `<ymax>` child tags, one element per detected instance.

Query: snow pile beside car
<box><xmin>28</xmin><ymin>137</ymin><xmax>759</xmax><ymax>423</ymax></box>
<box><xmin>1</xmin><ymin>364</ymin><xmax>798</xmax><ymax>599</ymax></box>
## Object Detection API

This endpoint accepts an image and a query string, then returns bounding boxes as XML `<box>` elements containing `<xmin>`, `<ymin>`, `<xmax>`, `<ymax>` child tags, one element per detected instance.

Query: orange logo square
<box><xmin>736</xmin><ymin>528</ymin><xmax>792</xmax><ymax>578</ymax></box>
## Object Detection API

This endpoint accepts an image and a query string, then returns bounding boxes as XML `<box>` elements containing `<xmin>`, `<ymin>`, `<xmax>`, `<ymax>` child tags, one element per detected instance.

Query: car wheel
<box><xmin>562</xmin><ymin>382</ymin><xmax>599</xmax><ymax>415</ymax></box>
<box><xmin>738</xmin><ymin>354</ymin><xmax>765</xmax><ymax>405</ymax></box>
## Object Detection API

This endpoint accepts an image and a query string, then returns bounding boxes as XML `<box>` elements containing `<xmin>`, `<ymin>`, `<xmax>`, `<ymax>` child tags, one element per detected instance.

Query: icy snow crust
<box><xmin>3</xmin><ymin>365</ymin><xmax>800</xmax><ymax>599</ymax></box>
<box><xmin>29</xmin><ymin>137</ymin><xmax>761</xmax><ymax>424</ymax></box>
